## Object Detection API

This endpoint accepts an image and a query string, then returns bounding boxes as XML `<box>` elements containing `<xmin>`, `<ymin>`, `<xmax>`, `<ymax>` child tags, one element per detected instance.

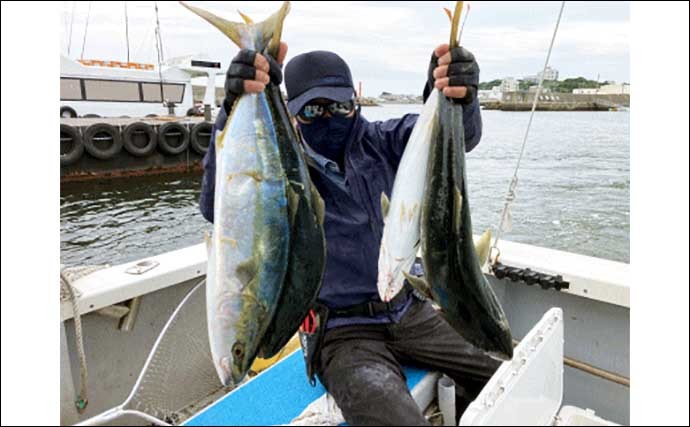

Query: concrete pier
<box><xmin>60</xmin><ymin>116</ymin><xmax>212</xmax><ymax>182</ymax></box>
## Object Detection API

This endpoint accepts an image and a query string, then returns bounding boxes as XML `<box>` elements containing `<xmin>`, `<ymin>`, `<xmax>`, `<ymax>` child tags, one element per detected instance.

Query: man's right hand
<box><xmin>223</xmin><ymin>42</ymin><xmax>288</xmax><ymax>114</ymax></box>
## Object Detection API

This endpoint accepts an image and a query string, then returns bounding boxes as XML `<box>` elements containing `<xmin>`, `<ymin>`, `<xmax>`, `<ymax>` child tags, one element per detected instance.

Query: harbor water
<box><xmin>60</xmin><ymin>106</ymin><xmax>629</xmax><ymax>266</ymax></box>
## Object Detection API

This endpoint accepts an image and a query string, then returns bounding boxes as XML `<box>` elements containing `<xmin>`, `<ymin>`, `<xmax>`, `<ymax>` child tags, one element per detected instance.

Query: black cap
<box><xmin>284</xmin><ymin>51</ymin><xmax>355</xmax><ymax>116</ymax></box>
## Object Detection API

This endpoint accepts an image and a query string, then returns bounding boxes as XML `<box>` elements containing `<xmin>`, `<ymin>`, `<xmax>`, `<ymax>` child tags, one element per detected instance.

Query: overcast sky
<box><xmin>60</xmin><ymin>1</ymin><xmax>629</xmax><ymax>96</ymax></box>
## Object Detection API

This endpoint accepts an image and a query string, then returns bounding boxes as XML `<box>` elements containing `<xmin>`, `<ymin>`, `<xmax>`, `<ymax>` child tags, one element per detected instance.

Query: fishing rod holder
<box><xmin>491</xmin><ymin>262</ymin><xmax>569</xmax><ymax>291</ymax></box>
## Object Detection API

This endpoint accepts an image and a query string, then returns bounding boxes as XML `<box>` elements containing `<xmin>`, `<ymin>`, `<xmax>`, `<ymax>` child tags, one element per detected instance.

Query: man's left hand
<box><xmin>428</xmin><ymin>44</ymin><xmax>479</xmax><ymax>105</ymax></box>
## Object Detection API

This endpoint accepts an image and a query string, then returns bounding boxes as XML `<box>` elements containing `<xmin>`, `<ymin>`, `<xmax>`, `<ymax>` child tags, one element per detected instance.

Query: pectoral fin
<box><xmin>311</xmin><ymin>185</ymin><xmax>325</xmax><ymax>225</ymax></box>
<box><xmin>286</xmin><ymin>184</ymin><xmax>300</xmax><ymax>226</ymax></box>
<box><xmin>453</xmin><ymin>185</ymin><xmax>463</xmax><ymax>234</ymax></box>
<box><xmin>236</xmin><ymin>256</ymin><xmax>258</xmax><ymax>289</ymax></box>
<box><xmin>204</xmin><ymin>231</ymin><xmax>212</xmax><ymax>252</ymax></box>
<box><xmin>380</xmin><ymin>192</ymin><xmax>390</xmax><ymax>219</ymax></box>
<box><xmin>474</xmin><ymin>229</ymin><xmax>492</xmax><ymax>267</ymax></box>
<box><xmin>403</xmin><ymin>271</ymin><xmax>433</xmax><ymax>300</ymax></box>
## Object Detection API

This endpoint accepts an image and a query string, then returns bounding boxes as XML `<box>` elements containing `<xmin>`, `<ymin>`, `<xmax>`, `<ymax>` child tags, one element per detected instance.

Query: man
<box><xmin>199</xmin><ymin>41</ymin><xmax>500</xmax><ymax>426</ymax></box>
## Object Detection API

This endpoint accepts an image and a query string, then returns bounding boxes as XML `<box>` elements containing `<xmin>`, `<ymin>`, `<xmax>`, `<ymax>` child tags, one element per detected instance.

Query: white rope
<box><xmin>490</xmin><ymin>1</ymin><xmax>566</xmax><ymax>265</ymax></box>
<box><xmin>61</xmin><ymin>269</ymin><xmax>89</xmax><ymax>413</ymax></box>
<box><xmin>60</xmin><ymin>264</ymin><xmax>108</xmax><ymax>413</ymax></box>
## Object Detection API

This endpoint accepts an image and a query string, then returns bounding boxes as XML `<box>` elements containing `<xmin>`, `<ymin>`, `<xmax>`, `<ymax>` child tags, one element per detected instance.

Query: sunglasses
<box><xmin>297</xmin><ymin>100</ymin><xmax>355</xmax><ymax>122</ymax></box>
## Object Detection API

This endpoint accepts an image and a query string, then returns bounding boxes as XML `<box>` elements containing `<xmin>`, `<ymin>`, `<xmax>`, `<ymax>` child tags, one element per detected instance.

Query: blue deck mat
<box><xmin>185</xmin><ymin>350</ymin><xmax>430</xmax><ymax>426</ymax></box>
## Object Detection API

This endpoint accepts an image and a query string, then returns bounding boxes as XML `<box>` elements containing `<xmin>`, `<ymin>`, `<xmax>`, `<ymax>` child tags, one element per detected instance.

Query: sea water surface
<box><xmin>60</xmin><ymin>106</ymin><xmax>629</xmax><ymax>266</ymax></box>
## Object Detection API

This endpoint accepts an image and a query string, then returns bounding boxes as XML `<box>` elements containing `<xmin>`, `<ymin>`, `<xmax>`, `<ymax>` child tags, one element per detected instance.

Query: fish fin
<box><xmin>180</xmin><ymin>1</ymin><xmax>246</xmax><ymax>48</ymax></box>
<box><xmin>380</xmin><ymin>192</ymin><xmax>390</xmax><ymax>219</ymax></box>
<box><xmin>443</xmin><ymin>7</ymin><xmax>453</xmax><ymax>22</ymax></box>
<box><xmin>453</xmin><ymin>185</ymin><xmax>463</xmax><ymax>234</ymax></box>
<box><xmin>204</xmin><ymin>231</ymin><xmax>212</xmax><ymax>252</ymax></box>
<box><xmin>474</xmin><ymin>228</ymin><xmax>492</xmax><ymax>267</ymax></box>
<box><xmin>180</xmin><ymin>1</ymin><xmax>290</xmax><ymax>54</ymax></box>
<box><xmin>286</xmin><ymin>184</ymin><xmax>300</xmax><ymax>226</ymax></box>
<box><xmin>403</xmin><ymin>271</ymin><xmax>433</xmax><ymax>300</ymax></box>
<box><xmin>266</xmin><ymin>2</ymin><xmax>290</xmax><ymax>59</ymax></box>
<box><xmin>237</xmin><ymin>10</ymin><xmax>254</xmax><ymax>24</ymax></box>
<box><xmin>449</xmin><ymin>1</ymin><xmax>464</xmax><ymax>49</ymax></box>
<box><xmin>236</xmin><ymin>257</ymin><xmax>258</xmax><ymax>289</ymax></box>
<box><xmin>311</xmin><ymin>185</ymin><xmax>325</xmax><ymax>225</ymax></box>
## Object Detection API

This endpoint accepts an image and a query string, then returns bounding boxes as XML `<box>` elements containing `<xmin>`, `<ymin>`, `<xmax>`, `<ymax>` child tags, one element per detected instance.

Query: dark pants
<box><xmin>316</xmin><ymin>298</ymin><xmax>500</xmax><ymax>426</ymax></box>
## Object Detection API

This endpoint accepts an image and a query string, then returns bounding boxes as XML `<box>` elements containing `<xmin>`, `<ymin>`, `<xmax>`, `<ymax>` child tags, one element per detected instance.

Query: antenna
<box><xmin>125</xmin><ymin>1</ymin><xmax>131</xmax><ymax>62</ymax></box>
<box><xmin>80</xmin><ymin>1</ymin><xmax>92</xmax><ymax>60</ymax></box>
<box><xmin>67</xmin><ymin>1</ymin><xmax>77</xmax><ymax>57</ymax></box>
<box><xmin>154</xmin><ymin>2</ymin><xmax>166</xmax><ymax>106</ymax></box>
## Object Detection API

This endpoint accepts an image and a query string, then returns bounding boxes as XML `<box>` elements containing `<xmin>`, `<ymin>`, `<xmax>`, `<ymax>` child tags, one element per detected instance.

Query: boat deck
<box><xmin>183</xmin><ymin>350</ymin><xmax>434</xmax><ymax>426</ymax></box>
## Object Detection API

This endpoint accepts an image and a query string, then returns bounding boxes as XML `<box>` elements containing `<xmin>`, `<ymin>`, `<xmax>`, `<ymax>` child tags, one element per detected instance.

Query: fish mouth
<box><xmin>216</xmin><ymin>356</ymin><xmax>248</xmax><ymax>386</ymax></box>
<box><xmin>231</xmin><ymin>361</ymin><xmax>251</xmax><ymax>385</ymax></box>
<box><xmin>377</xmin><ymin>272</ymin><xmax>393</xmax><ymax>301</ymax></box>
<box><xmin>378</xmin><ymin>258</ymin><xmax>412</xmax><ymax>302</ymax></box>
<box><xmin>217</xmin><ymin>356</ymin><xmax>235</xmax><ymax>387</ymax></box>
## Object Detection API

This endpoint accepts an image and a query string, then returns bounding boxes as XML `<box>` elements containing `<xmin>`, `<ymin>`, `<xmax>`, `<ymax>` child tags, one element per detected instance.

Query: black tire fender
<box><xmin>60</xmin><ymin>106</ymin><xmax>77</xmax><ymax>118</ymax></box>
<box><xmin>83</xmin><ymin>123</ymin><xmax>123</xmax><ymax>160</ymax></box>
<box><xmin>157</xmin><ymin>122</ymin><xmax>190</xmax><ymax>155</ymax></box>
<box><xmin>123</xmin><ymin>122</ymin><xmax>157</xmax><ymax>157</ymax></box>
<box><xmin>60</xmin><ymin>124</ymin><xmax>83</xmax><ymax>166</ymax></box>
<box><xmin>190</xmin><ymin>122</ymin><xmax>213</xmax><ymax>155</ymax></box>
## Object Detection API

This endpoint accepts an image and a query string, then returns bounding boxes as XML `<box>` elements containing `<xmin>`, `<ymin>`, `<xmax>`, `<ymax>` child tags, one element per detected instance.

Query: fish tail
<box><xmin>179</xmin><ymin>1</ymin><xmax>290</xmax><ymax>56</ymax></box>
<box><xmin>448</xmin><ymin>1</ymin><xmax>464</xmax><ymax>48</ymax></box>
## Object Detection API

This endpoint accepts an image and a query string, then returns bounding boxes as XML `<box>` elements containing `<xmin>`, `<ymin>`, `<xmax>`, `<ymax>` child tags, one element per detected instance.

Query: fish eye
<box><xmin>232</xmin><ymin>342</ymin><xmax>245</xmax><ymax>359</ymax></box>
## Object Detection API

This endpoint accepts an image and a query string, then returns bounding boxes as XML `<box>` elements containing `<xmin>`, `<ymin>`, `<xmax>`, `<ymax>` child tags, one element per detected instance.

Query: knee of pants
<box><xmin>324</xmin><ymin>360</ymin><xmax>409</xmax><ymax>406</ymax></box>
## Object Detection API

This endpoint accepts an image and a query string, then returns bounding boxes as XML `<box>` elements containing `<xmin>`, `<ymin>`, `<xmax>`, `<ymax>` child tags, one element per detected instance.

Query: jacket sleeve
<box><xmin>369</xmin><ymin>113</ymin><xmax>419</xmax><ymax>166</ymax></box>
<box><xmin>423</xmin><ymin>82</ymin><xmax>483</xmax><ymax>153</ymax></box>
<box><xmin>462</xmin><ymin>96</ymin><xmax>483</xmax><ymax>152</ymax></box>
<box><xmin>199</xmin><ymin>108</ymin><xmax>229</xmax><ymax>223</ymax></box>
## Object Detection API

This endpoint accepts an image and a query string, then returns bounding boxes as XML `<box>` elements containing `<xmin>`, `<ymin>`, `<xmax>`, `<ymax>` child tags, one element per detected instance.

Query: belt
<box><xmin>328</xmin><ymin>284</ymin><xmax>414</xmax><ymax>318</ymax></box>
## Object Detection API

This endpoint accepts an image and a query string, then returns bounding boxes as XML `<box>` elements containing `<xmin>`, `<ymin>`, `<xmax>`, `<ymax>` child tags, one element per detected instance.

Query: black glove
<box><xmin>223</xmin><ymin>49</ymin><xmax>283</xmax><ymax>114</ymax></box>
<box><xmin>423</xmin><ymin>46</ymin><xmax>479</xmax><ymax>106</ymax></box>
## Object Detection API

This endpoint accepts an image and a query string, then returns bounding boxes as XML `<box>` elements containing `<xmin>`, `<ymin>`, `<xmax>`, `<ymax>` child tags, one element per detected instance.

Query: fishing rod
<box><xmin>489</xmin><ymin>1</ymin><xmax>567</xmax><ymax>267</ymax></box>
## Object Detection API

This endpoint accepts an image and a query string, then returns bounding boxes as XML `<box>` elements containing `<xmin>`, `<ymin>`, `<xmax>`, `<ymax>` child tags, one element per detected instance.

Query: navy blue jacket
<box><xmin>200</xmin><ymin>98</ymin><xmax>482</xmax><ymax>327</ymax></box>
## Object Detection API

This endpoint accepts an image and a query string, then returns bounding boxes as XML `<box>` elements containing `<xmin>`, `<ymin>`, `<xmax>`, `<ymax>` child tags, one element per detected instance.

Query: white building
<box><xmin>573</xmin><ymin>88</ymin><xmax>599</xmax><ymax>95</ymax></box>
<box><xmin>523</xmin><ymin>66</ymin><xmax>559</xmax><ymax>83</ymax></box>
<box><xmin>572</xmin><ymin>84</ymin><xmax>630</xmax><ymax>95</ymax></box>
<box><xmin>529</xmin><ymin>85</ymin><xmax>551</xmax><ymax>93</ymax></box>
<box><xmin>478</xmin><ymin>86</ymin><xmax>503</xmax><ymax>101</ymax></box>
<box><xmin>597</xmin><ymin>83</ymin><xmax>630</xmax><ymax>94</ymax></box>
<box><xmin>499</xmin><ymin>77</ymin><xmax>518</xmax><ymax>93</ymax></box>
<box><xmin>539</xmin><ymin>66</ymin><xmax>559</xmax><ymax>81</ymax></box>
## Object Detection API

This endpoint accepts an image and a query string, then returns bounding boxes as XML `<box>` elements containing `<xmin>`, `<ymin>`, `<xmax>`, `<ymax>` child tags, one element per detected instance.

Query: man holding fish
<box><xmin>189</xmin><ymin>1</ymin><xmax>505</xmax><ymax>422</ymax></box>
<box><xmin>199</xmin><ymin>40</ymin><xmax>499</xmax><ymax>425</ymax></box>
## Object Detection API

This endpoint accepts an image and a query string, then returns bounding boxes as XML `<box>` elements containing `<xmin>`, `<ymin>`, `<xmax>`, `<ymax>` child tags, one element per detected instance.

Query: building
<box><xmin>529</xmin><ymin>85</ymin><xmax>551</xmax><ymax>93</ymax></box>
<box><xmin>499</xmin><ymin>77</ymin><xmax>518</xmax><ymax>93</ymax></box>
<box><xmin>539</xmin><ymin>66</ymin><xmax>559</xmax><ymax>81</ymax></box>
<box><xmin>478</xmin><ymin>86</ymin><xmax>503</xmax><ymax>101</ymax></box>
<box><xmin>523</xmin><ymin>66</ymin><xmax>559</xmax><ymax>84</ymax></box>
<box><xmin>572</xmin><ymin>84</ymin><xmax>630</xmax><ymax>95</ymax></box>
<box><xmin>597</xmin><ymin>83</ymin><xmax>630</xmax><ymax>94</ymax></box>
<box><xmin>573</xmin><ymin>88</ymin><xmax>599</xmax><ymax>95</ymax></box>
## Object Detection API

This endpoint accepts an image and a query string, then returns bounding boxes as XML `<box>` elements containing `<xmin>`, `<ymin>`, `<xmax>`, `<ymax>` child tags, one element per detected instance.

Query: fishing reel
<box><xmin>491</xmin><ymin>262</ymin><xmax>570</xmax><ymax>291</ymax></box>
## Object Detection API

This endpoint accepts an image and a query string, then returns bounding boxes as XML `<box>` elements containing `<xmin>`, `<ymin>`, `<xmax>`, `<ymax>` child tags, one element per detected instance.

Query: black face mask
<box><xmin>299</xmin><ymin>114</ymin><xmax>355</xmax><ymax>165</ymax></box>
